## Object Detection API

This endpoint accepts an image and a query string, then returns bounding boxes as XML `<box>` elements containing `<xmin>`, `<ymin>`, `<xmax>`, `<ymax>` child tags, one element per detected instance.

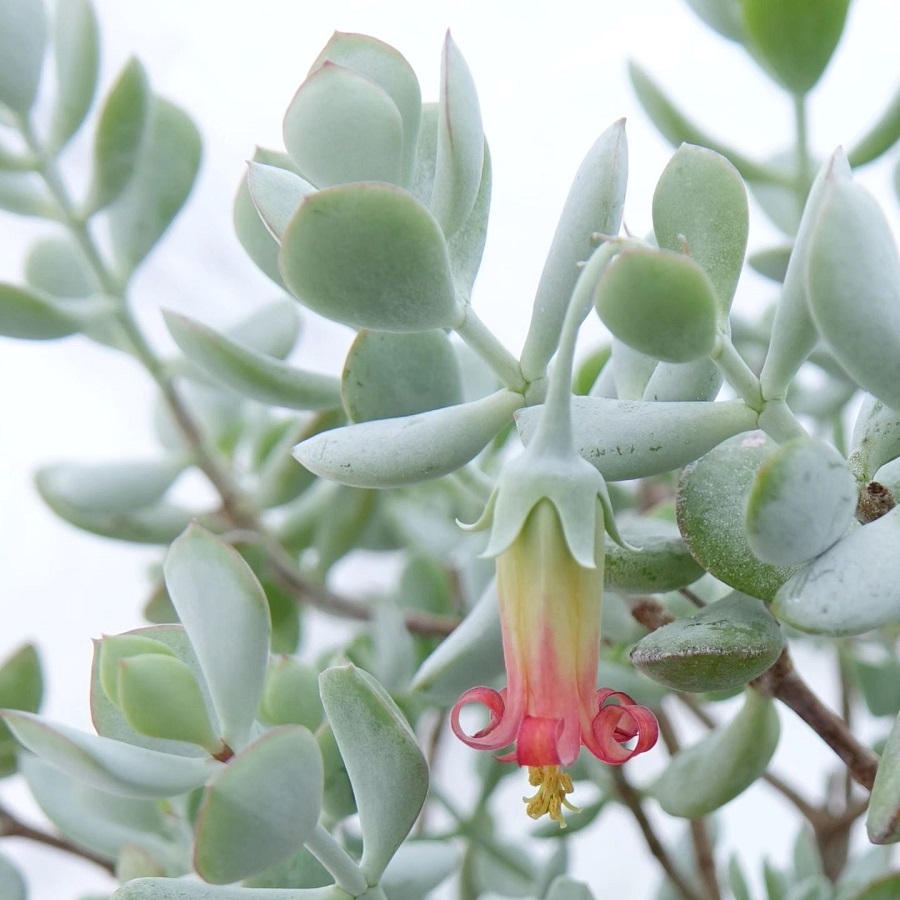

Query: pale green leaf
<box><xmin>631</xmin><ymin>592</ymin><xmax>784</xmax><ymax>692</ymax></box>
<box><xmin>517</xmin><ymin>397</ymin><xmax>757</xmax><ymax>481</ymax></box>
<box><xmin>651</xmin><ymin>690</ymin><xmax>779</xmax><ymax>816</ymax></box>
<box><xmin>807</xmin><ymin>172</ymin><xmax>900</xmax><ymax>411</ymax></box>
<box><xmin>165</xmin><ymin>311</ymin><xmax>341</xmax><ymax>410</ymax></box>
<box><xmin>677</xmin><ymin>436</ymin><xmax>800</xmax><ymax>600</ymax></box>
<box><xmin>746</xmin><ymin>438</ymin><xmax>857</xmax><ymax>565</ymax></box>
<box><xmin>0</xmin><ymin>282</ymin><xmax>80</xmax><ymax>339</ymax></box>
<box><xmin>342</xmin><ymin>329</ymin><xmax>462</xmax><ymax>422</ymax></box>
<box><xmin>0</xmin><ymin>171</ymin><xmax>59</xmax><ymax>218</ymax></box>
<box><xmin>0</xmin><ymin>853</ymin><xmax>26</xmax><ymax>900</ymax></box>
<box><xmin>683</xmin><ymin>0</ymin><xmax>745</xmax><ymax>41</ymax></box>
<box><xmin>742</xmin><ymin>0</ymin><xmax>851</xmax><ymax>95</ymax></box>
<box><xmin>868</xmin><ymin>710</ymin><xmax>900</xmax><ymax>844</ymax></box>
<box><xmin>773</xmin><ymin>507</ymin><xmax>900</xmax><ymax>636</ymax></box>
<box><xmin>38</xmin><ymin>459</ymin><xmax>183</xmax><ymax>514</ymax></box>
<box><xmin>283</xmin><ymin>61</ymin><xmax>404</xmax><ymax>188</ymax></box>
<box><xmin>847</xmin><ymin>86</ymin><xmax>900</xmax><ymax>167</ymax></box>
<box><xmin>545</xmin><ymin>877</ymin><xmax>596</xmax><ymax>900</ymax></box>
<box><xmin>310</xmin><ymin>31</ymin><xmax>422</xmax><ymax>185</ymax></box>
<box><xmin>319</xmin><ymin>664</ymin><xmax>428</xmax><ymax>882</ymax></box>
<box><xmin>83</xmin><ymin>58</ymin><xmax>150</xmax><ymax>215</ymax></box>
<box><xmin>294</xmin><ymin>388</ymin><xmax>522</xmax><ymax>488</ymax></box>
<box><xmin>848</xmin><ymin>397</ymin><xmax>900</xmax><ymax>482</ymax></box>
<box><xmin>0</xmin><ymin>710</ymin><xmax>217</xmax><ymax>798</ymax></box>
<box><xmin>594</xmin><ymin>247</ymin><xmax>719</xmax><ymax>363</ymax></box>
<box><xmin>164</xmin><ymin>525</ymin><xmax>271</xmax><ymax>749</ymax></box>
<box><xmin>25</xmin><ymin>235</ymin><xmax>98</xmax><ymax>297</ymax></box>
<box><xmin>280</xmin><ymin>182</ymin><xmax>461</xmax><ymax>331</ymax></box>
<box><xmin>521</xmin><ymin>120</ymin><xmax>627</xmax><ymax>380</ymax></box>
<box><xmin>21</xmin><ymin>755</ymin><xmax>172</xmax><ymax>865</ymax></box>
<box><xmin>113</xmin><ymin>881</ymin><xmax>343</xmax><ymax>899</ymax></box>
<box><xmin>380</xmin><ymin>841</ymin><xmax>459</xmax><ymax>900</ymax></box>
<box><xmin>652</xmin><ymin>143</ymin><xmax>749</xmax><ymax>312</ymax></box>
<box><xmin>759</xmin><ymin>150</ymin><xmax>851</xmax><ymax>400</ymax></box>
<box><xmin>48</xmin><ymin>0</ymin><xmax>100</xmax><ymax>151</ymax></box>
<box><xmin>430</xmin><ymin>32</ymin><xmax>484</xmax><ymax>236</ymax></box>
<box><xmin>0</xmin><ymin>0</ymin><xmax>47</xmax><ymax>116</ymax></box>
<box><xmin>108</xmin><ymin>96</ymin><xmax>202</xmax><ymax>273</ymax></box>
<box><xmin>246</xmin><ymin>162</ymin><xmax>315</xmax><ymax>241</ymax></box>
<box><xmin>194</xmin><ymin>727</ymin><xmax>323</xmax><ymax>884</ymax></box>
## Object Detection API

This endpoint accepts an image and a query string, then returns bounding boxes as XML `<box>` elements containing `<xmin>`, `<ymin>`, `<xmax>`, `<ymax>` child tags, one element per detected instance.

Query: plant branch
<box><xmin>689</xmin><ymin>818</ymin><xmax>721</xmax><ymax>900</ymax></box>
<box><xmin>751</xmin><ymin>649</ymin><xmax>879</xmax><ymax>791</ymax></box>
<box><xmin>611</xmin><ymin>767</ymin><xmax>702</xmax><ymax>900</ymax></box>
<box><xmin>0</xmin><ymin>801</ymin><xmax>114</xmax><ymax>875</ymax></box>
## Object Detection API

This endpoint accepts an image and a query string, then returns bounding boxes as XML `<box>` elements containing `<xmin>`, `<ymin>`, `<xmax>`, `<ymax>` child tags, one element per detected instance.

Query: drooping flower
<box><xmin>451</xmin><ymin>498</ymin><xmax>657</xmax><ymax>825</ymax></box>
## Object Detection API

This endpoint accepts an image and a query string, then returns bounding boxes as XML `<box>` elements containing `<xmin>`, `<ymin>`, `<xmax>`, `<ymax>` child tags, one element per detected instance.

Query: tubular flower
<box><xmin>451</xmin><ymin>498</ymin><xmax>658</xmax><ymax>828</ymax></box>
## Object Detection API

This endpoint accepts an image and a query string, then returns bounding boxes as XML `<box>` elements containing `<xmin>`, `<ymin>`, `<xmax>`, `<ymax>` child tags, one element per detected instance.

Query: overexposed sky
<box><xmin>1</xmin><ymin>1</ymin><xmax>899</xmax><ymax>897</ymax></box>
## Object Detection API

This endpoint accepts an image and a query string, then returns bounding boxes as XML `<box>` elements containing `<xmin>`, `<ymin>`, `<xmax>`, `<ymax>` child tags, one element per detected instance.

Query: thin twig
<box><xmin>611</xmin><ymin>767</ymin><xmax>702</xmax><ymax>900</ymax></box>
<box><xmin>679</xmin><ymin>587</ymin><xmax>706</xmax><ymax>608</ymax></box>
<box><xmin>0</xmin><ymin>802</ymin><xmax>114</xmax><ymax>874</ymax></box>
<box><xmin>689</xmin><ymin>818</ymin><xmax>721</xmax><ymax>900</ymax></box>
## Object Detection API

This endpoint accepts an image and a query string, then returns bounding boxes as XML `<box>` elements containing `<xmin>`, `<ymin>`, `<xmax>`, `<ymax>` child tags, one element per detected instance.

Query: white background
<box><xmin>1</xmin><ymin>0</ymin><xmax>899</xmax><ymax>897</ymax></box>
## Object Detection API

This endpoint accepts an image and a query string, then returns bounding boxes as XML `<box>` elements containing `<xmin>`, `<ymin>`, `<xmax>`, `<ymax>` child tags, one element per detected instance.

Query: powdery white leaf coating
<box><xmin>746</xmin><ymin>438</ymin><xmax>857</xmax><ymax>566</ymax></box>
<box><xmin>773</xmin><ymin>506</ymin><xmax>900</xmax><ymax>636</ymax></box>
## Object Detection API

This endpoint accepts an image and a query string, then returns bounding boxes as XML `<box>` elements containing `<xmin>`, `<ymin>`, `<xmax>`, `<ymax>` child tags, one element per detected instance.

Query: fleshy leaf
<box><xmin>683</xmin><ymin>0</ymin><xmax>746</xmax><ymax>42</ymax></box>
<box><xmin>545</xmin><ymin>877</ymin><xmax>596</xmax><ymax>900</ymax></box>
<box><xmin>0</xmin><ymin>643</ymin><xmax>43</xmax><ymax>777</ymax></box>
<box><xmin>36</xmin><ymin>467</ymin><xmax>195</xmax><ymax>544</ymax></box>
<box><xmin>0</xmin><ymin>282</ymin><xmax>81</xmax><ymax>339</ymax></box>
<box><xmin>113</xmin><ymin>882</ymin><xmax>343</xmax><ymax>899</ymax></box>
<box><xmin>164</xmin><ymin>525</ymin><xmax>271</xmax><ymax>749</ymax></box>
<box><xmin>430</xmin><ymin>32</ymin><xmax>484</xmax><ymax>236</ymax></box>
<box><xmin>283</xmin><ymin>61</ymin><xmax>404</xmax><ymax>188</ymax></box>
<box><xmin>516</xmin><ymin>397</ymin><xmax>757</xmax><ymax>482</ymax></box>
<box><xmin>260</xmin><ymin>657</ymin><xmax>324</xmax><ymax>731</ymax></box>
<box><xmin>759</xmin><ymin>150</ymin><xmax>851</xmax><ymax>400</ymax></box>
<box><xmin>410</xmin><ymin>582</ymin><xmax>503</xmax><ymax>704</ymax></box>
<box><xmin>83</xmin><ymin>58</ymin><xmax>150</xmax><ymax>215</ymax></box>
<box><xmin>772</xmin><ymin>507</ymin><xmax>900</xmax><ymax>636</ymax></box>
<box><xmin>605</xmin><ymin>516</ymin><xmax>704</xmax><ymax>593</ymax></box>
<box><xmin>21</xmin><ymin>755</ymin><xmax>172</xmax><ymax>865</ymax></box>
<box><xmin>318</xmin><ymin>664</ymin><xmax>428</xmax><ymax>882</ymax></box>
<box><xmin>742</xmin><ymin>0</ymin><xmax>851</xmax><ymax>95</ymax></box>
<box><xmin>806</xmin><ymin>171</ymin><xmax>900</xmax><ymax>411</ymax></box>
<box><xmin>48</xmin><ymin>0</ymin><xmax>99</xmax><ymax>151</ymax></box>
<box><xmin>0</xmin><ymin>171</ymin><xmax>59</xmax><ymax>218</ymax></box>
<box><xmin>294</xmin><ymin>389</ymin><xmax>522</xmax><ymax>488</ymax></box>
<box><xmin>381</xmin><ymin>841</ymin><xmax>460</xmax><ymax>900</ymax></box>
<box><xmin>342</xmin><ymin>329</ymin><xmax>463</xmax><ymax>422</ymax></box>
<box><xmin>233</xmin><ymin>148</ymin><xmax>296</xmax><ymax>288</ymax></box>
<box><xmin>0</xmin><ymin>853</ymin><xmax>25</xmax><ymax>900</ymax></box>
<box><xmin>0</xmin><ymin>710</ymin><xmax>217</xmax><ymax>798</ymax></box>
<box><xmin>99</xmin><ymin>634</ymin><xmax>176</xmax><ymax>707</ymax></box>
<box><xmin>107</xmin><ymin>96</ymin><xmax>202</xmax><ymax>274</ymax></box>
<box><xmin>650</xmin><ymin>689</ymin><xmax>780</xmax><ymax>817</ymax></box>
<box><xmin>848</xmin><ymin>87</ymin><xmax>900</xmax><ymax>167</ymax></box>
<box><xmin>521</xmin><ymin>120</ymin><xmax>627</xmax><ymax>380</ymax></box>
<box><xmin>310</xmin><ymin>32</ymin><xmax>422</xmax><ymax>186</ymax></box>
<box><xmin>631</xmin><ymin>592</ymin><xmax>784</xmax><ymax>692</ymax></box>
<box><xmin>642</xmin><ymin>357</ymin><xmax>724</xmax><ymax>403</ymax></box>
<box><xmin>38</xmin><ymin>459</ymin><xmax>183</xmax><ymax>514</ymax></box>
<box><xmin>246</xmin><ymin>162</ymin><xmax>315</xmax><ymax>241</ymax></box>
<box><xmin>0</xmin><ymin>0</ymin><xmax>47</xmax><ymax>116</ymax></box>
<box><xmin>745</xmin><ymin>437</ymin><xmax>857</xmax><ymax>566</ymax></box>
<box><xmin>849</xmin><ymin>397</ymin><xmax>900</xmax><ymax>482</ymax></box>
<box><xmin>748</xmin><ymin>245</ymin><xmax>792</xmax><ymax>283</ymax></box>
<box><xmin>868</xmin><ymin>710</ymin><xmax>900</xmax><ymax>843</ymax></box>
<box><xmin>194</xmin><ymin>727</ymin><xmax>323</xmax><ymax>884</ymax></box>
<box><xmin>594</xmin><ymin>247</ymin><xmax>719</xmax><ymax>363</ymax></box>
<box><xmin>118</xmin><ymin>654</ymin><xmax>220</xmax><ymax>751</ymax></box>
<box><xmin>25</xmin><ymin>235</ymin><xmax>98</xmax><ymax>298</ymax></box>
<box><xmin>677</xmin><ymin>436</ymin><xmax>801</xmax><ymax>600</ymax></box>
<box><xmin>652</xmin><ymin>143</ymin><xmax>749</xmax><ymax>313</ymax></box>
<box><xmin>165</xmin><ymin>311</ymin><xmax>341</xmax><ymax>411</ymax></box>
<box><xmin>280</xmin><ymin>182</ymin><xmax>462</xmax><ymax>331</ymax></box>
<box><xmin>447</xmin><ymin>138</ymin><xmax>491</xmax><ymax>300</ymax></box>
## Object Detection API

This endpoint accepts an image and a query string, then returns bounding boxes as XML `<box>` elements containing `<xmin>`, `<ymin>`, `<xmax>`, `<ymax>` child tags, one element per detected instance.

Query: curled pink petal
<box><xmin>451</xmin><ymin>686</ymin><xmax>516</xmax><ymax>751</ymax></box>
<box><xmin>514</xmin><ymin>715</ymin><xmax>564</xmax><ymax>767</ymax></box>
<box><xmin>587</xmin><ymin>691</ymin><xmax>659</xmax><ymax>764</ymax></box>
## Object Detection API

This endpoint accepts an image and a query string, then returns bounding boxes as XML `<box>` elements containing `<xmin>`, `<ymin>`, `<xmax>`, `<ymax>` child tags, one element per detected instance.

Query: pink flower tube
<box><xmin>450</xmin><ymin>499</ymin><xmax>658</xmax><ymax>826</ymax></box>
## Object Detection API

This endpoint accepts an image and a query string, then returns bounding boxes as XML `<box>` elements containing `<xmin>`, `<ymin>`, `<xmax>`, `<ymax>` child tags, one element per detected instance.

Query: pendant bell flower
<box><xmin>450</xmin><ymin>446</ymin><xmax>659</xmax><ymax>828</ymax></box>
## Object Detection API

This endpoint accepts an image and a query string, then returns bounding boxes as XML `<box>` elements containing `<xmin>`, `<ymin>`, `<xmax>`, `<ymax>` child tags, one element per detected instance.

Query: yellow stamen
<box><xmin>523</xmin><ymin>765</ymin><xmax>580</xmax><ymax>828</ymax></box>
